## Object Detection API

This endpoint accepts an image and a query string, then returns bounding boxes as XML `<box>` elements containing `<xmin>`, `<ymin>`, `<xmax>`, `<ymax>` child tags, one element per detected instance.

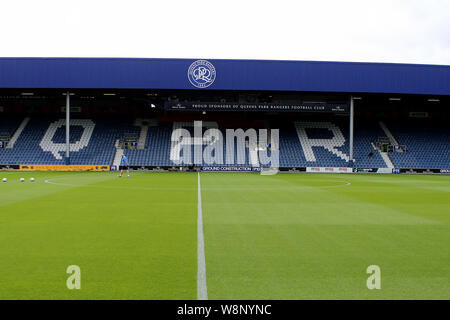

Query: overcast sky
<box><xmin>1</xmin><ymin>0</ymin><xmax>449</xmax><ymax>65</ymax></box>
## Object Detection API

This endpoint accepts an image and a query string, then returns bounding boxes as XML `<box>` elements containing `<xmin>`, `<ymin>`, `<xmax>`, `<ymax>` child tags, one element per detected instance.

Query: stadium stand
<box><xmin>0</xmin><ymin>117</ymin><xmax>135</xmax><ymax>165</ymax></box>
<box><xmin>387</xmin><ymin>121</ymin><xmax>450</xmax><ymax>169</ymax></box>
<box><xmin>279</xmin><ymin>121</ymin><xmax>387</xmax><ymax>168</ymax></box>
<box><xmin>0</xmin><ymin>117</ymin><xmax>448</xmax><ymax>169</ymax></box>
<box><xmin>124</xmin><ymin>123</ymin><xmax>173</xmax><ymax>166</ymax></box>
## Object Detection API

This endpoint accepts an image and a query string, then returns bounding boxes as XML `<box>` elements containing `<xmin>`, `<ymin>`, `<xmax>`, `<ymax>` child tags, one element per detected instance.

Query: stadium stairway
<box><xmin>379</xmin><ymin>121</ymin><xmax>400</xmax><ymax>146</ymax></box>
<box><xmin>112</xmin><ymin>139</ymin><xmax>125</xmax><ymax>168</ymax></box>
<box><xmin>353</xmin><ymin>121</ymin><xmax>392</xmax><ymax>168</ymax></box>
<box><xmin>6</xmin><ymin>117</ymin><xmax>30</xmax><ymax>148</ymax></box>
<box><xmin>0</xmin><ymin>116</ymin><xmax>23</xmax><ymax>144</ymax></box>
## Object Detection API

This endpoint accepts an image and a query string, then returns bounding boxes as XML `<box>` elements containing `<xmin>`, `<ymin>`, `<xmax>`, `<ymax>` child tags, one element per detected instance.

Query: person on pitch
<box><xmin>119</xmin><ymin>154</ymin><xmax>130</xmax><ymax>178</ymax></box>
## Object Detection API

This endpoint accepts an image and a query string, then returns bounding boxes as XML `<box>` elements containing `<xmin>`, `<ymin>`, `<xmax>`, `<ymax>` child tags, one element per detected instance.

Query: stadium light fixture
<box><xmin>62</xmin><ymin>93</ymin><xmax>75</xmax><ymax>96</ymax></box>
<box><xmin>427</xmin><ymin>98</ymin><xmax>440</xmax><ymax>102</ymax></box>
<box><xmin>353</xmin><ymin>97</ymin><xmax>362</xmax><ymax>100</ymax></box>
<box><xmin>20</xmin><ymin>92</ymin><xmax>34</xmax><ymax>96</ymax></box>
<box><xmin>389</xmin><ymin>97</ymin><xmax>401</xmax><ymax>101</ymax></box>
<box><xmin>103</xmin><ymin>93</ymin><xmax>116</xmax><ymax>96</ymax></box>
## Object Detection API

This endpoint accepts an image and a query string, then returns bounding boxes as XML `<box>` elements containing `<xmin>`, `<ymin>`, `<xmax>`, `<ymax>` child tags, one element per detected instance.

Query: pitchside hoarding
<box><xmin>201</xmin><ymin>166</ymin><xmax>261</xmax><ymax>172</ymax></box>
<box><xmin>165</xmin><ymin>102</ymin><xmax>349</xmax><ymax>114</ymax></box>
<box><xmin>19</xmin><ymin>165</ymin><xmax>110</xmax><ymax>171</ymax></box>
<box><xmin>306</xmin><ymin>167</ymin><xmax>353</xmax><ymax>173</ymax></box>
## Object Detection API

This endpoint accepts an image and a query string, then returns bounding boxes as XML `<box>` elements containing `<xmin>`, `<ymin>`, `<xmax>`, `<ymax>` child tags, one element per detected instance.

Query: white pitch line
<box><xmin>44</xmin><ymin>179</ymin><xmax>74</xmax><ymax>187</ymax></box>
<box><xmin>197</xmin><ymin>172</ymin><xmax>208</xmax><ymax>300</ymax></box>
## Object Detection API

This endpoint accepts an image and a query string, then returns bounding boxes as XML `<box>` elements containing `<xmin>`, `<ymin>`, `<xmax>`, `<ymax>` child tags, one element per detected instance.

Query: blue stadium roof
<box><xmin>0</xmin><ymin>58</ymin><xmax>449</xmax><ymax>95</ymax></box>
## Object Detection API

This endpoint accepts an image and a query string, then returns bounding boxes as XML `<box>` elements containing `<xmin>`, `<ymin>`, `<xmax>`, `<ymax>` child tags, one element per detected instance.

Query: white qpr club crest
<box><xmin>188</xmin><ymin>60</ymin><xmax>216</xmax><ymax>88</ymax></box>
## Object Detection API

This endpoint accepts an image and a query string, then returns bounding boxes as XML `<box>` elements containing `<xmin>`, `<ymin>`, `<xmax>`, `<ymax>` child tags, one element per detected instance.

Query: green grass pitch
<box><xmin>0</xmin><ymin>171</ymin><xmax>449</xmax><ymax>299</ymax></box>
